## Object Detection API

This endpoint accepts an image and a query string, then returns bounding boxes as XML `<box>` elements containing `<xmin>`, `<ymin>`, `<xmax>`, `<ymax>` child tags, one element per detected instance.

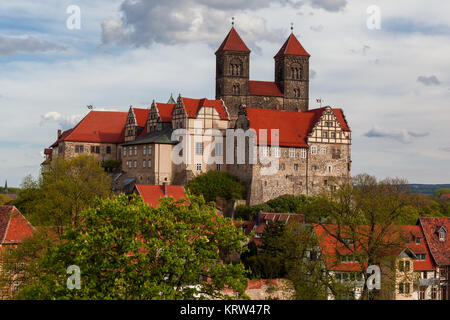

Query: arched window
<box><xmin>233</xmin><ymin>83</ymin><xmax>240</xmax><ymax>95</ymax></box>
<box><xmin>291</xmin><ymin>63</ymin><xmax>302</xmax><ymax>80</ymax></box>
<box><xmin>230</xmin><ymin>59</ymin><xmax>242</xmax><ymax>76</ymax></box>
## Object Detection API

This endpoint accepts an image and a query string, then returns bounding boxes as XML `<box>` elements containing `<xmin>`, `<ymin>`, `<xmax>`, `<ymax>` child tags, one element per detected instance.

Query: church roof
<box><xmin>215</xmin><ymin>27</ymin><xmax>251</xmax><ymax>54</ymax></box>
<box><xmin>155</xmin><ymin>103</ymin><xmax>176</xmax><ymax>122</ymax></box>
<box><xmin>133</xmin><ymin>108</ymin><xmax>150</xmax><ymax>128</ymax></box>
<box><xmin>248</xmin><ymin>81</ymin><xmax>283</xmax><ymax>97</ymax></box>
<box><xmin>274</xmin><ymin>33</ymin><xmax>310</xmax><ymax>58</ymax></box>
<box><xmin>244</xmin><ymin>107</ymin><xmax>350</xmax><ymax>147</ymax></box>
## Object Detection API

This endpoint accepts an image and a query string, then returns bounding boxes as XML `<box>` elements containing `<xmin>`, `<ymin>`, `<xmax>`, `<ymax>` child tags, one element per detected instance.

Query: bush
<box><xmin>187</xmin><ymin>171</ymin><xmax>246</xmax><ymax>203</ymax></box>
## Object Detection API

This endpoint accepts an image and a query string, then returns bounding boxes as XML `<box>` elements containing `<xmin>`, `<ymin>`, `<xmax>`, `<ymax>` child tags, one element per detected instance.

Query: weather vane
<box><xmin>291</xmin><ymin>22</ymin><xmax>294</xmax><ymax>32</ymax></box>
<box><xmin>232</xmin><ymin>17</ymin><xmax>235</xmax><ymax>26</ymax></box>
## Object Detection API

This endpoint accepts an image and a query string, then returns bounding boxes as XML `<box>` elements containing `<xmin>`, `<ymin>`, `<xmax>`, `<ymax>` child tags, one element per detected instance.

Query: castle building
<box><xmin>216</xmin><ymin>27</ymin><xmax>310</xmax><ymax>122</ymax></box>
<box><xmin>44</xmin><ymin>26</ymin><xmax>352</xmax><ymax>206</ymax></box>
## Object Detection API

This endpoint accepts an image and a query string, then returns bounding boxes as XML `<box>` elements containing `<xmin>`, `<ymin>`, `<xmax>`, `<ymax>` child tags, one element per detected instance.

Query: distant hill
<box><xmin>409</xmin><ymin>184</ymin><xmax>450</xmax><ymax>195</ymax></box>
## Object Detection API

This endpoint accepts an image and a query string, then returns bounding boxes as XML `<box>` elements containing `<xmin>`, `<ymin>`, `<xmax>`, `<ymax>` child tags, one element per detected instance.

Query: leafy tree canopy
<box><xmin>14</xmin><ymin>194</ymin><xmax>249</xmax><ymax>300</ymax></box>
<box><xmin>187</xmin><ymin>171</ymin><xmax>246</xmax><ymax>203</ymax></box>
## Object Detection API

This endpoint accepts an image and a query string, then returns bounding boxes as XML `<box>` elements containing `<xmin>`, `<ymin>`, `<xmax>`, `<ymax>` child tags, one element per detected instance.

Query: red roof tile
<box><xmin>314</xmin><ymin>224</ymin><xmax>436</xmax><ymax>272</ymax></box>
<box><xmin>274</xmin><ymin>33</ymin><xmax>310</xmax><ymax>58</ymax></box>
<box><xmin>0</xmin><ymin>206</ymin><xmax>35</xmax><ymax>244</ymax></box>
<box><xmin>155</xmin><ymin>103</ymin><xmax>175</xmax><ymax>122</ymax></box>
<box><xmin>248</xmin><ymin>81</ymin><xmax>283</xmax><ymax>97</ymax></box>
<box><xmin>134</xmin><ymin>184</ymin><xmax>187</xmax><ymax>208</ymax></box>
<box><xmin>419</xmin><ymin>217</ymin><xmax>450</xmax><ymax>266</ymax></box>
<box><xmin>440</xmin><ymin>194</ymin><xmax>450</xmax><ymax>198</ymax></box>
<box><xmin>63</xmin><ymin>111</ymin><xmax>128</xmax><ymax>144</ymax></box>
<box><xmin>182</xmin><ymin>97</ymin><xmax>229</xmax><ymax>121</ymax></box>
<box><xmin>216</xmin><ymin>27</ymin><xmax>251</xmax><ymax>54</ymax></box>
<box><xmin>245</xmin><ymin>107</ymin><xmax>350</xmax><ymax>147</ymax></box>
<box><xmin>133</xmin><ymin>108</ymin><xmax>150</xmax><ymax>128</ymax></box>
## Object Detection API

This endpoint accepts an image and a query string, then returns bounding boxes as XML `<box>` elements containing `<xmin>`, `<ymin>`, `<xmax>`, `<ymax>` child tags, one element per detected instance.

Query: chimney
<box><xmin>162</xmin><ymin>178</ymin><xmax>168</xmax><ymax>197</ymax></box>
<box><xmin>57</xmin><ymin>129</ymin><xmax>62</xmax><ymax>139</ymax></box>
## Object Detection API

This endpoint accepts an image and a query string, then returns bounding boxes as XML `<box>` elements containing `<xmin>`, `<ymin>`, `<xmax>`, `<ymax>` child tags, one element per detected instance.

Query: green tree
<box><xmin>12</xmin><ymin>155</ymin><xmax>112</xmax><ymax>229</ymax></box>
<box><xmin>187</xmin><ymin>171</ymin><xmax>246</xmax><ymax>203</ymax></box>
<box><xmin>15</xmin><ymin>194</ymin><xmax>249</xmax><ymax>300</ymax></box>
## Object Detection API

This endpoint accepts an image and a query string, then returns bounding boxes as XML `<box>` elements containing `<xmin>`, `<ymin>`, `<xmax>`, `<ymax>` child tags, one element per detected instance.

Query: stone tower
<box><xmin>274</xmin><ymin>32</ymin><xmax>310</xmax><ymax>112</ymax></box>
<box><xmin>215</xmin><ymin>27</ymin><xmax>250</xmax><ymax>121</ymax></box>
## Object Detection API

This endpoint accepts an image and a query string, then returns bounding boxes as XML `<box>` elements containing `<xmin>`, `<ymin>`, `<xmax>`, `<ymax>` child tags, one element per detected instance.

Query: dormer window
<box><xmin>415</xmin><ymin>236</ymin><xmax>421</xmax><ymax>244</ymax></box>
<box><xmin>439</xmin><ymin>230</ymin><xmax>446</xmax><ymax>242</ymax></box>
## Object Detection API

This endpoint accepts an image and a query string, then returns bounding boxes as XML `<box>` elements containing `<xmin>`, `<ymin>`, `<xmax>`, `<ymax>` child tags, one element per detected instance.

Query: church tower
<box><xmin>215</xmin><ymin>26</ymin><xmax>250</xmax><ymax>121</ymax></box>
<box><xmin>274</xmin><ymin>31</ymin><xmax>310</xmax><ymax>112</ymax></box>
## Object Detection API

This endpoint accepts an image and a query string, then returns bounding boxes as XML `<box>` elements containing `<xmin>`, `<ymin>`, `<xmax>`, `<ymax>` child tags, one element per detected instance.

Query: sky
<box><xmin>0</xmin><ymin>0</ymin><xmax>449</xmax><ymax>187</ymax></box>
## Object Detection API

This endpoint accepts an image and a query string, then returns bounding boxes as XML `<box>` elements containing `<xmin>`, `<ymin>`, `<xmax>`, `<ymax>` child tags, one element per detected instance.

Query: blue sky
<box><xmin>0</xmin><ymin>0</ymin><xmax>449</xmax><ymax>187</ymax></box>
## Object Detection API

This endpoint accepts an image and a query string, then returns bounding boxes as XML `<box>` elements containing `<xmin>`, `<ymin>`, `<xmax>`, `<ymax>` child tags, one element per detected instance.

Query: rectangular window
<box><xmin>321</xmin><ymin>147</ymin><xmax>327</xmax><ymax>155</ymax></box>
<box><xmin>405</xmin><ymin>261</ymin><xmax>410</xmax><ymax>272</ymax></box>
<box><xmin>294</xmin><ymin>164</ymin><xmax>299</xmax><ymax>171</ymax></box>
<box><xmin>311</xmin><ymin>165</ymin><xmax>317</xmax><ymax>172</ymax></box>
<box><xmin>431</xmin><ymin>287</ymin><xmax>437</xmax><ymax>300</ymax></box>
<box><xmin>311</xmin><ymin>146</ymin><xmax>317</xmax><ymax>155</ymax></box>
<box><xmin>419</xmin><ymin>287</ymin><xmax>425</xmax><ymax>300</ymax></box>
<box><xmin>216</xmin><ymin>164</ymin><xmax>221</xmax><ymax>171</ymax></box>
<box><xmin>134</xmin><ymin>146</ymin><xmax>138</xmax><ymax>156</ymax></box>
<box><xmin>399</xmin><ymin>283</ymin><xmax>404</xmax><ymax>294</ymax></box>
<box><xmin>399</xmin><ymin>261</ymin><xmax>404</xmax><ymax>272</ymax></box>
<box><xmin>301</xmin><ymin>148</ymin><xmax>307</xmax><ymax>158</ymax></box>
<box><xmin>405</xmin><ymin>283</ymin><xmax>410</xmax><ymax>294</ymax></box>
<box><xmin>129</xmin><ymin>148</ymin><xmax>132</xmax><ymax>156</ymax></box>
<box><xmin>149</xmin><ymin>145</ymin><xmax>152</xmax><ymax>155</ymax></box>
<box><xmin>106</xmin><ymin>146</ymin><xmax>111</xmax><ymax>154</ymax></box>
<box><xmin>273</xmin><ymin>146</ymin><xmax>280</xmax><ymax>158</ymax></box>
<box><xmin>148</xmin><ymin>160</ymin><xmax>152</xmax><ymax>168</ymax></box>
<box><xmin>123</xmin><ymin>147</ymin><xmax>127</xmax><ymax>156</ymax></box>
<box><xmin>215</xmin><ymin>143</ymin><xmax>223</xmax><ymax>157</ymax></box>
<box><xmin>331</xmin><ymin>132</ymin><xmax>336</xmax><ymax>139</ymax></box>
<box><xmin>322</xmin><ymin>132</ymin><xmax>328</xmax><ymax>138</ymax></box>
<box><xmin>195</xmin><ymin>142</ymin><xmax>203</xmax><ymax>155</ymax></box>
<box><xmin>143</xmin><ymin>160</ymin><xmax>146</xmax><ymax>168</ymax></box>
<box><xmin>289</xmin><ymin>148</ymin><xmax>295</xmax><ymax>158</ymax></box>
<box><xmin>196</xmin><ymin>163</ymin><xmax>202</xmax><ymax>171</ymax></box>
<box><xmin>143</xmin><ymin>145</ymin><xmax>146</xmax><ymax>155</ymax></box>
<box><xmin>134</xmin><ymin>160</ymin><xmax>137</xmax><ymax>168</ymax></box>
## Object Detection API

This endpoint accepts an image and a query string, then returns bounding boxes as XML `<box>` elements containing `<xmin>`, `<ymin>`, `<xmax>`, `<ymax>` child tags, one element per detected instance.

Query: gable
<box><xmin>307</xmin><ymin>107</ymin><xmax>351</xmax><ymax>144</ymax></box>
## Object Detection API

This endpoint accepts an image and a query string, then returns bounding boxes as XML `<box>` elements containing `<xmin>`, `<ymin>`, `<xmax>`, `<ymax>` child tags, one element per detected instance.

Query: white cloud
<box><xmin>40</xmin><ymin>112</ymin><xmax>83</xmax><ymax>130</ymax></box>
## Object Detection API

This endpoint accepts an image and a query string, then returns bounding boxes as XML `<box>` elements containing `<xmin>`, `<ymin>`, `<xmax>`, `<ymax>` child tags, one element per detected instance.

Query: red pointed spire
<box><xmin>215</xmin><ymin>27</ymin><xmax>251</xmax><ymax>54</ymax></box>
<box><xmin>274</xmin><ymin>33</ymin><xmax>310</xmax><ymax>58</ymax></box>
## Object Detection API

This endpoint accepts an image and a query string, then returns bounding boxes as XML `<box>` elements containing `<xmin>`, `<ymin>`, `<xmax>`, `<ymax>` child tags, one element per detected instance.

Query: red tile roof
<box><xmin>155</xmin><ymin>103</ymin><xmax>175</xmax><ymax>122</ymax></box>
<box><xmin>248</xmin><ymin>81</ymin><xmax>283</xmax><ymax>97</ymax></box>
<box><xmin>134</xmin><ymin>184</ymin><xmax>187</xmax><ymax>208</ymax></box>
<box><xmin>440</xmin><ymin>194</ymin><xmax>450</xmax><ymax>198</ymax></box>
<box><xmin>181</xmin><ymin>97</ymin><xmax>229</xmax><ymax>121</ymax></box>
<box><xmin>0</xmin><ymin>206</ymin><xmax>35</xmax><ymax>244</ymax></box>
<box><xmin>44</xmin><ymin>148</ymin><xmax>52</xmax><ymax>155</ymax></box>
<box><xmin>419</xmin><ymin>217</ymin><xmax>450</xmax><ymax>266</ymax></box>
<box><xmin>254</xmin><ymin>212</ymin><xmax>305</xmax><ymax>234</ymax></box>
<box><xmin>274</xmin><ymin>33</ymin><xmax>310</xmax><ymax>58</ymax></box>
<box><xmin>245</xmin><ymin>107</ymin><xmax>350</xmax><ymax>147</ymax></box>
<box><xmin>133</xmin><ymin>108</ymin><xmax>150</xmax><ymax>128</ymax></box>
<box><xmin>215</xmin><ymin>27</ymin><xmax>251</xmax><ymax>54</ymax></box>
<box><xmin>62</xmin><ymin>111</ymin><xmax>128</xmax><ymax>144</ymax></box>
<box><xmin>314</xmin><ymin>224</ymin><xmax>436</xmax><ymax>272</ymax></box>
